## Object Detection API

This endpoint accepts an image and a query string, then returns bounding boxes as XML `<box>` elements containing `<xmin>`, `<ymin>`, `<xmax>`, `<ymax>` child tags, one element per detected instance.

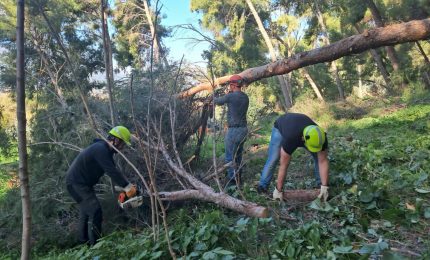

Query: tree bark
<box><xmin>366</xmin><ymin>0</ymin><xmax>401</xmax><ymax>71</ymax></box>
<box><xmin>159</xmin><ymin>190</ymin><xmax>268</xmax><ymax>218</ymax></box>
<box><xmin>354</xmin><ymin>24</ymin><xmax>393</xmax><ymax>90</ymax></box>
<box><xmin>246</xmin><ymin>0</ymin><xmax>292</xmax><ymax>109</ymax></box>
<box><xmin>101</xmin><ymin>0</ymin><xmax>116</xmax><ymax>125</ymax></box>
<box><xmin>283</xmin><ymin>189</ymin><xmax>319</xmax><ymax>202</ymax></box>
<box><xmin>16</xmin><ymin>1</ymin><xmax>32</xmax><ymax>259</ymax></box>
<box><xmin>178</xmin><ymin>18</ymin><xmax>430</xmax><ymax>98</ymax></box>
<box><xmin>314</xmin><ymin>0</ymin><xmax>345</xmax><ymax>100</ymax></box>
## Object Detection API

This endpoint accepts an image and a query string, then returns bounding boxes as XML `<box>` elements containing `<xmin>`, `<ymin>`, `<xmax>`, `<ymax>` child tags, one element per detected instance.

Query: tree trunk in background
<box><xmin>274</xmin><ymin>34</ymin><xmax>325</xmax><ymax>101</ymax></box>
<box><xmin>354</xmin><ymin>24</ymin><xmax>393</xmax><ymax>90</ymax></box>
<box><xmin>416</xmin><ymin>41</ymin><xmax>430</xmax><ymax>89</ymax></box>
<box><xmin>143</xmin><ymin>0</ymin><xmax>169</xmax><ymax>67</ymax></box>
<box><xmin>40</xmin><ymin>7</ymin><xmax>99</xmax><ymax>131</ymax></box>
<box><xmin>177</xmin><ymin>18</ymin><xmax>430</xmax><ymax>98</ymax></box>
<box><xmin>31</xmin><ymin>30</ymin><xmax>69</xmax><ymax>109</ymax></box>
<box><xmin>16</xmin><ymin>1</ymin><xmax>32</xmax><ymax>259</ymax></box>
<box><xmin>357</xmin><ymin>63</ymin><xmax>364</xmax><ymax>98</ymax></box>
<box><xmin>301</xmin><ymin>68</ymin><xmax>324</xmax><ymax>101</ymax></box>
<box><xmin>314</xmin><ymin>0</ymin><xmax>345</xmax><ymax>100</ymax></box>
<box><xmin>246</xmin><ymin>0</ymin><xmax>292</xmax><ymax>109</ymax></box>
<box><xmin>101</xmin><ymin>0</ymin><xmax>116</xmax><ymax>125</ymax></box>
<box><xmin>366</xmin><ymin>0</ymin><xmax>401</xmax><ymax>71</ymax></box>
<box><xmin>143</xmin><ymin>0</ymin><xmax>159</xmax><ymax>62</ymax></box>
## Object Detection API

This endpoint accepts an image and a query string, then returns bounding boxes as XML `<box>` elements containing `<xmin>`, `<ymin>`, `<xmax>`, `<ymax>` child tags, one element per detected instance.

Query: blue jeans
<box><xmin>258</xmin><ymin>127</ymin><xmax>321</xmax><ymax>189</ymax></box>
<box><xmin>225</xmin><ymin>127</ymin><xmax>248</xmax><ymax>183</ymax></box>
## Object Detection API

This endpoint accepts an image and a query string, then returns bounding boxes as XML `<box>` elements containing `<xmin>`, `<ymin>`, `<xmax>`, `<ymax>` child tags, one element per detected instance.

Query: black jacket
<box><xmin>274</xmin><ymin>113</ymin><xmax>328</xmax><ymax>155</ymax></box>
<box><xmin>66</xmin><ymin>139</ymin><xmax>129</xmax><ymax>188</ymax></box>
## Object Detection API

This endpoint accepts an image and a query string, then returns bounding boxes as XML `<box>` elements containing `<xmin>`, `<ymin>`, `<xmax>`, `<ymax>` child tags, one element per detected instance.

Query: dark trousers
<box><xmin>67</xmin><ymin>184</ymin><xmax>102</xmax><ymax>245</ymax></box>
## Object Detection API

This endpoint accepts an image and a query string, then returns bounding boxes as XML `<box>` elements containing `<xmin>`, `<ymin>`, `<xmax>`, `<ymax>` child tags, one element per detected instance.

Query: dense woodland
<box><xmin>0</xmin><ymin>0</ymin><xmax>429</xmax><ymax>259</ymax></box>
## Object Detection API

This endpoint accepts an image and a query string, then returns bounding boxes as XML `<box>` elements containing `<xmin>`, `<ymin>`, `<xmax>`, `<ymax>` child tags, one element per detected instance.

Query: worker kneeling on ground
<box><xmin>257</xmin><ymin>113</ymin><xmax>329</xmax><ymax>202</ymax></box>
<box><xmin>66</xmin><ymin>126</ymin><xmax>137</xmax><ymax>245</ymax></box>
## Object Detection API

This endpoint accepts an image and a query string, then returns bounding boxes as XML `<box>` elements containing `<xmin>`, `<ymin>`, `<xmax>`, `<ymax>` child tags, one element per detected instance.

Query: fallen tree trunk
<box><xmin>158</xmin><ymin>138</ymin><xmax>269</xmax><ymax>218</ymax></box>
<box><xmin>178</xmin><ymin>18</ymin><xmax>430</xmax><ymax>98</ymax></box>
<box><xmin>159</xmin><ymin>190</ymin><xmax>268</xmax><ymax>218</ymax></box>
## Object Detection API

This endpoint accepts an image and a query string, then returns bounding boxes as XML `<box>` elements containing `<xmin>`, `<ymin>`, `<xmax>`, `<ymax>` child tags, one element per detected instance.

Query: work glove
<box><xmin>124</xmin><ymin>183</ymin><xmax>137</xmax><ymax>198</ymax></box>
<box><xmin>273</xmin><ymin>187</ymin><xmax>283</xmax><ymax>201</ymax></box>
<box><xmin>318</xmin><ymin>185</ymin><xmax>329</xmax><ymax>202</ymax></box>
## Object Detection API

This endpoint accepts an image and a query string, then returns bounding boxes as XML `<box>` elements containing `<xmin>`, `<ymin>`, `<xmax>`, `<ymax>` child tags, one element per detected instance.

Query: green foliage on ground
<box><xmin>0</xmin><ymin>93</ymin><xmax>425</xmax><ymax>259</ymax></box>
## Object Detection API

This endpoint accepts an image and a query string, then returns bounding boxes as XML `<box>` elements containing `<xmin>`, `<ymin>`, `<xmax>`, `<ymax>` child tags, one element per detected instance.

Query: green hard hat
<box><xmin>109</xmin><ymin>126</ymin><xmax>131</xmax><ymax>146</ymax></box>
<box><xmin>303</xmin><ymin>125</ymin><xmax>325</xmax><ymax>153</ymax></box>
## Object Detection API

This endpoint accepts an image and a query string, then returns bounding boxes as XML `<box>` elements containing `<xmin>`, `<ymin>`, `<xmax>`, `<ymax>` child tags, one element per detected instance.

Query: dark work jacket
<box><xmin>66</xmin><ymin>139</ymin><xmax>129</xmax><ymax>188</ymax></box>
<box><xmin>214</xmin><ymin>91</ymin><xmax>249</xmax><ymax>128</ymax></box>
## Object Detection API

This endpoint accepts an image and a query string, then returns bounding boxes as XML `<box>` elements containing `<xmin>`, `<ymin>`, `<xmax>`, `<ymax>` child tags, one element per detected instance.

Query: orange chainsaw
<box><xmin>115</xmin><ymin>186</ymin><xmax>144</xmax><ymax>209</ymax></box>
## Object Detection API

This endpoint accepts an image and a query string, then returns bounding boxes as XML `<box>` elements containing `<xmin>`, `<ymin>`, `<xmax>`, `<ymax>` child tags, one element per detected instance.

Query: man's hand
<box><xmin>124</xmin><ymin>183</ymin><xmax>137</xmax><ymax>198</ymax></box>
<box><xmin>273</xmin><ymin>187</ymin><xmax>283</xmax><ymax>201</ymax></box>
<box><xmin>318</xmin><ymin>185</ymin><xmax>329</xmax><ymax>202</ymax></box>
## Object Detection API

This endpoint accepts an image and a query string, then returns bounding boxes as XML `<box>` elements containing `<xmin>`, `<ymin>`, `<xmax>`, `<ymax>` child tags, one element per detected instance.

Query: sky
<box><xmin>159</xmin><ymin>0</ymin><xmax>210</xmax><ymax>64</ymax></box>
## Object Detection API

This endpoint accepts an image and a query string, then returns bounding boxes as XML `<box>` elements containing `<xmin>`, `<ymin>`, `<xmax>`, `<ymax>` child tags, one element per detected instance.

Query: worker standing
<box><xmin>66</xmin><ymin>126</ymin><xmax>137</xmax><ymax>245</ymax></box>
<box><xmin>214</xmin><ymin>74</ymin><xmax>249</xmax><ymax>187</ymax></box>
<box><xmin>256</xmin><ymin>113</ymin><xmax>329</xmax><ymax>201</ymax></box>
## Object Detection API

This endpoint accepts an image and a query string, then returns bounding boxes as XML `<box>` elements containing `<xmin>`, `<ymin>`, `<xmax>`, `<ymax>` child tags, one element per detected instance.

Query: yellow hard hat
<box><xmin>303</xmin><ymin>125</ymin><xmax>325</xmax><ymax>153</ymax></box>
<box><xmin>109</xmin><ymin>126</ymin><xmax>131</xmax><ymax>146</ymax></box>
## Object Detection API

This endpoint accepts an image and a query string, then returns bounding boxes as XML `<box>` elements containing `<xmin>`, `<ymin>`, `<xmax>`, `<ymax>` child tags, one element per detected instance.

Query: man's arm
<box><xmin>317</xmin><ymin>149</ymin><xmax>329</xmax><ymax>202</ymax></box>
<box><xmin>317</xmin><ymin>150</ymin><xmax>329</xmax><ymax>186</ymax></box>
<box><xmin>213</xmin><ymin>94</ymin><xmax>229</xmax><ymax>105</ymax></box>
<box><xmin>276</xmin><ymin>147</ymin><xmax>291</xmax><ymax>191</ymax></box>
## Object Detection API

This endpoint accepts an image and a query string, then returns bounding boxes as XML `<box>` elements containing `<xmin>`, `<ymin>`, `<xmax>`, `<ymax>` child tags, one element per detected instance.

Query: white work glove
<box><xmin>318</xmin><ymin>185</ymin><xmax>329</xmax><ymax>202</ymax></box>
<box><xmin>273</xmin><ymin>187</ymin><xmax>283</xmax><ymax>201</ymax></box>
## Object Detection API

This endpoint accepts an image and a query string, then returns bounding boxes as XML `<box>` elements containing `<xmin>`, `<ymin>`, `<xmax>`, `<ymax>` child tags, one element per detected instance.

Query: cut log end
<box><xmin>283</xmin><ymin>189</ymin><xmax>320</xmax><ymax>202</ymax></box>
<box><xmin>256</xmin><ymin>207</ymin><xmax>269</xmax><ymax>218</ymax></box>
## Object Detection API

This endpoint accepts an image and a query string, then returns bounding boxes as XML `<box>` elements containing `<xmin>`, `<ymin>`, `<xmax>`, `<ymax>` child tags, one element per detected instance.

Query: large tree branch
<box><xmin>178</xmin><ymin>18</ymin><xmax>430</xmax><ymax>98</ymax></box>
<box><xmin>158</xmin><ymin>138</ymin><xmax>269</xmax><ymax>218</ymax></box>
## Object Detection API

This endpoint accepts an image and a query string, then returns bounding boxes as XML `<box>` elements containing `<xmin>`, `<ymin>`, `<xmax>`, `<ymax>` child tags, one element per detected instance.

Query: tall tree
<box><xmin>16</xmin><ymin>0</ymin><xmax>31</xmax><ymax>259</ymax></box>
<box><xmin>190</xmin><ymin>0</ymin><xmax>266</xmax><ymax>77</ymax></box>
<box><xmin>142</xmin><ymin>0</ymin><xmax>168</xmax><ymax>66</ymax></box>
<box><xmin>245</xmin><ymin>0</ymin><xmax>292</xmax><ymax>109</ymax></box>
<box><xmin>271</xmin><ymin>11</ymin><xmax>325</xmax><ymax>101</ymax></box>
<box><xmin>101</xmin><ymin>0</ymin><xmax>116</xmax><ymax>125</ymax></box>
<box><xmin>365</xmin><ymin>0</ymin><xmax>401</xmax><ymax>71</ymax></box>
<box><xmin>313</xmin><ymin>0</ymin><xmax>345</xmax><ymax>100</ymax></box>
<box><xmin>353</xmin><ymin>23</ymin><xmax>392</xmax><ymax>90</ymax></box>
<box><xmin>113</xmin><ymin>0</ymin><xmax>169</xmax><ymax>69</ymax></box>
